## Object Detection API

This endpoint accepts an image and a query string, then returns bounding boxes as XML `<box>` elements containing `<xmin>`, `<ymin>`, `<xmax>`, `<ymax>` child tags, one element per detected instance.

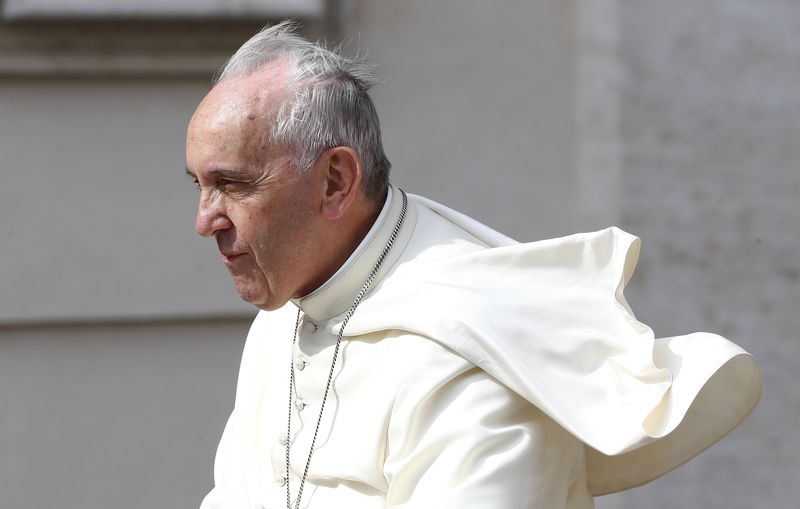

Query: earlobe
<box><xmin>319</xmin><ymin>147</ymin><xmax>362</xmax><ymax>220</ymax></box>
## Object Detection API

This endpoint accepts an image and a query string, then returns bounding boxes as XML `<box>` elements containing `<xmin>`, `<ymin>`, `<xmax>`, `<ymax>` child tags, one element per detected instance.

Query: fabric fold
<box><xmin>334</xmin><ymin>197</ymin><xmax>761</xmax><ymax>495</ymax></box>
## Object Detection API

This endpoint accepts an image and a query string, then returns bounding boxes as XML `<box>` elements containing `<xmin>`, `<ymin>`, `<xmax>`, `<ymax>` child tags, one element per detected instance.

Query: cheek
<box><xmin>229</xmin><ymin>204</ymin><xmax>268</xmax><ymax>244</ymax></box>
<box><xmin>233</xmin><ymin>186</ymin><xmax>316</xmax><ymax>274</ymax></box>
<box><xmin>239</xmin><ymin>213</ymin><xmax>282</xmax><ymax>266</ymax></box>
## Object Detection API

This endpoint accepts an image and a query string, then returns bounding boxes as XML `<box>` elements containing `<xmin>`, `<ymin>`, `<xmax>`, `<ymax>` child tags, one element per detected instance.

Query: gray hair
<box><xmin>215</xmin><ymin>21</ymin><xmax>391</xmax><ymax>201</ymax></box>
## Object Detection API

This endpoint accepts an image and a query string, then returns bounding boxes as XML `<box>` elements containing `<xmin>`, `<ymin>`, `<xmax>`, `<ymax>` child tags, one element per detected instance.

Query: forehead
<box><xmin>191</xmin><ymin>59</ymin><xmax>293</xmax><ymax>133</ymax></box>
<box><xmin>187</xmin><ymin>60</ymin><xmax>293</xmax><ymax>171</ymax></box>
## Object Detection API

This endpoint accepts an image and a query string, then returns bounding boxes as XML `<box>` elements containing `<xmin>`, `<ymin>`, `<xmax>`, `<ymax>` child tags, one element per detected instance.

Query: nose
<box><xmin>195</xmin><ymin>191</ymin><xmax>233</xmax><ymax>237</ymax></box>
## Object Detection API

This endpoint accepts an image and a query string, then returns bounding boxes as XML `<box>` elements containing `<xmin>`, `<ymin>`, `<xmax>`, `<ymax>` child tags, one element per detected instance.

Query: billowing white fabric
<box><xmin>345</xmin><ymin>192</ymin><xmax>761</xmax><ymax>494</ymax></box>
<box><xmin>201</xmin><ymin>186</ymin><xmax>760</xmax><ymax>507</ymax></box>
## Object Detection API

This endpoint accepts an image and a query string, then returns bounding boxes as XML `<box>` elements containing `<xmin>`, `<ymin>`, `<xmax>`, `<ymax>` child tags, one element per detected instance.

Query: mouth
<box><xmin>221</xmin><ymin>252</ymin><xmax>245</xmax><ymax>266</ymax></box>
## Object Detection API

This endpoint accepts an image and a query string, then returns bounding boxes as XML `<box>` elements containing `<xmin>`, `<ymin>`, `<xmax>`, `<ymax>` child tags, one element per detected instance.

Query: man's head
<box><xmin>186</xmin><ymin>21</ymin><xmax>391</xmax><ymax>310</ymax></box>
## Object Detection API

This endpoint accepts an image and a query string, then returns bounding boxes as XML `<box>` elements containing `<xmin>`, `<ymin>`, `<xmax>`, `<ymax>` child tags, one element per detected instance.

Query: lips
<box><xmin>221</xmin><ymin>252</ymin><xmax>245</xmax><ymax>265</ymax></box>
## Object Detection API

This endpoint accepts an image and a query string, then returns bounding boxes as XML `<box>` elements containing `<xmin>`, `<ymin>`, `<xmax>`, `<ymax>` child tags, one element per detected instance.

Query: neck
<box><xmin>296</xmin><ymin>192</ymin><xmax>386</xmax><ymax>298</ymax></box>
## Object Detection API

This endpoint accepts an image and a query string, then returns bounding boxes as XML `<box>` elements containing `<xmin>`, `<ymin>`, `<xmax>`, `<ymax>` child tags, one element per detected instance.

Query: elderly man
<box><xmin>186</xmin><ymin>22</ymin><xmax>760</xmax><ymax>509</ymax></box>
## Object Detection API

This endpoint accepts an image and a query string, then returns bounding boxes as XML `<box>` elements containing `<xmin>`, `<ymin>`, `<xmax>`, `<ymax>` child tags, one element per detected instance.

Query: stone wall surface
<box><xmin>0</xmin><ymin>318</ymin><xmax>249</xmax><ymax>509</ymax></box>
<box><xmin>599</xmin><ymin>0</ymin><xmax>799</xmax><ymax>507</ymax></box>
<box><xmin>0</xmin><ymin>78</ymin><xmax>253</xmax><ymax>323</ymax></box>
<box><xmin>347</xmin><ymin>0</ymin><xmax>581</xmax><ymax>241</ymax></box>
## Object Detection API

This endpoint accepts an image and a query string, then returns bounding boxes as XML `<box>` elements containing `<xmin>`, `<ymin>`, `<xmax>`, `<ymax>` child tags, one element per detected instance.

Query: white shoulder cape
<box><xmin>336</xmin><ymin>194</ymin><xmax>761</xmax><ymax>495</ymax></box>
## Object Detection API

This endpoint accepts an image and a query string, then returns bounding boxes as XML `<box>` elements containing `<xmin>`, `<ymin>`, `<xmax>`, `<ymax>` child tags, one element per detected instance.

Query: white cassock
<box><xmin>200</xmin><ymin>185</ymin><xmax>761</xmax><ymax>509</ymax></box>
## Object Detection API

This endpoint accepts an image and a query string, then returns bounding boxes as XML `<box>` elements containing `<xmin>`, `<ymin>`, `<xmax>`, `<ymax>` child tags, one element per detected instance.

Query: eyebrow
<box><xmin>185</xmin><ymin>167</ymin><xmax>251</xmax><ymax>181</ymax></box>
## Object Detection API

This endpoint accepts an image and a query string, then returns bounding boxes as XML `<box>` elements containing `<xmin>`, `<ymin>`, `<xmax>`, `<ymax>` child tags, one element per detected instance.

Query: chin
<box><xmin>235</xmin><ymin>284</ymin><xmax>287</xmax><ymax>311</ymax></box>
<box><xmin>253</xmin><ymin>294</ymin><xmax>289</xmax><ymax>311</ymax></box>
<box><xmin>255</xmin><ymin>302</ymin><xmax>286</xmax><ymax>311</ymax></box>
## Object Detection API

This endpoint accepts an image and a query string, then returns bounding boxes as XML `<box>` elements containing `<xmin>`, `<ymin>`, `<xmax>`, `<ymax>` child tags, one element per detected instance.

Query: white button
<box><xmin>302</xmin><ymin>321</ymin><xmax>318</xmax><ymax>334</ymax></box>
<box><xmin>278</xmin><ymin>433</ymin><xmax>288</xmax><ymax>446</ymax></box>
<box><xmin>277</xmin><ymin>476</ymin><xmax>287</xmax><ymax>487</ymax></box>
<box><xmin>295</xmin><ymin>398</ymin><xmax>307</xmax><ymax>411</ymax></box>
<box><xmin>294</xmin><ymin>357</ymin><xmax>308</xmax><ymax>371</ymax></box>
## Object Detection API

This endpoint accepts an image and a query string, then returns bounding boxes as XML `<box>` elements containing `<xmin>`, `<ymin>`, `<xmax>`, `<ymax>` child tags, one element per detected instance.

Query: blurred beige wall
<box><xmin>1</xmin><ymin>1</ymin><xmax>796</xmax><ymax>508</ymax></box>
<box><xmin>604</xmin><ymin>1</ymin><xmax>800</xmax><ymax>507</ymax></box>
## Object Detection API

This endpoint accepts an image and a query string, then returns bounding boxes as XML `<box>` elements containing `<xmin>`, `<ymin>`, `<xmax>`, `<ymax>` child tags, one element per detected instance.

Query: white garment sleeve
<box><xmin>199</xmin><ymin>409</ymin><xmax>236</xmax><ymax>509</ymax></box>
<box><xmin>383</xmin><ymin>354</ymin><xmax>593</xmax><ymax>509</ymax></box>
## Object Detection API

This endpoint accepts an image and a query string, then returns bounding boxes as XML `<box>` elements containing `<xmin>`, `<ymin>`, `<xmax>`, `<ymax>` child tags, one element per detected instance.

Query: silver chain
<box><xmin>285</xmin><ymin>189</ymin><xmax>408</xmax><ymax>509</ymax></box>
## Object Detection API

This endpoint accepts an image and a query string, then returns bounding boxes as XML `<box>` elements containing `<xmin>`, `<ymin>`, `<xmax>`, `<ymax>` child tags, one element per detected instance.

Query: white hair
<box><xmin>215</xmin><ymin>21</ymin><xmax>391</xmax><ymax>200</ymax></box>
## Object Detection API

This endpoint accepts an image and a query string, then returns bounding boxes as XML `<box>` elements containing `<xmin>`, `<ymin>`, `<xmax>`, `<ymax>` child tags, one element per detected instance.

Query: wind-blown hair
<box><xmin>215</xmin><ymin>21</ymin><xmax>391</xmax><ymax>201</ymax></box>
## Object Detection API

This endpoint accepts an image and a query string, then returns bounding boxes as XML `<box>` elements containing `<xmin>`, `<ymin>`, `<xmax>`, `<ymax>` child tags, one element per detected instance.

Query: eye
<box><xmin>217</xmin><ymin>178</ymin><xmax>234</xmax><ymax>190</ymax></box>
<box><xmin>217</xmin><ymin>178</ymin><xmax>249</xmax><ymax>193</ymax></box>
<box><xmin>185</xmin><ymin>170</ymin><xmax>201</xmax><ymax>190</ymax></box>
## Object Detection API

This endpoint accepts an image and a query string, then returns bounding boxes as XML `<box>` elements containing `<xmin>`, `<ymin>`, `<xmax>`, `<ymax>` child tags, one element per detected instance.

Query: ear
<box><xmin>315</xmin><ymin>146</ymin><xmax>363</xmax><ymax>220</ymax></box>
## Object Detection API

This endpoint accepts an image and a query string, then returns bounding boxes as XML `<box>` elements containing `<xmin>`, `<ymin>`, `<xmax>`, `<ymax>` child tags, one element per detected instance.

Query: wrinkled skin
<box><xmin>187</xmin><ymin>61</ymin><xmax>322</xmax><ymax>310</ymax></box>
<box><xmin>186</xmin><ymin>60</ymin><xmax>380</xmax><ymax>311</ymax></box>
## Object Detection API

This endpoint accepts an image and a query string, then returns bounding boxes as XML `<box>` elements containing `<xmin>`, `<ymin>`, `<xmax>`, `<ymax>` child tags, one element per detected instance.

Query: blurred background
<box><xmin>0</xmin><ymin>0</ymin><xmax>797</xmax><ymax>507</ymax></box>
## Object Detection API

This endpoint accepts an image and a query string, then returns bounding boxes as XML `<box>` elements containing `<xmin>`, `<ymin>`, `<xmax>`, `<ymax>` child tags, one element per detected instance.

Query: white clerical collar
<box><xmin>293</xmin><ymin>184</ymin><xmax>414</xmax><ymax>323</ymax></box>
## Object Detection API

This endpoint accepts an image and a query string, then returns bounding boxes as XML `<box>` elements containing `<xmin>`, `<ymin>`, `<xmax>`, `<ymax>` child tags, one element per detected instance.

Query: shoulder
<box><xmin>343</xmin><ymin>328</ymin><xmax>476</xmax><ymax>397</ymax></box>
<box><xmin>358</xmin><ymin>329</ymin><xmax>538</xmax><ymax>429</ymax></box>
